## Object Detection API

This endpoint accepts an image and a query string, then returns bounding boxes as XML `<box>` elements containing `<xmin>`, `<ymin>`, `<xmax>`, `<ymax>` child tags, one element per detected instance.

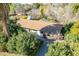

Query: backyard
<box><xmin>0</xmin><ymin>3</ymin><xmax>79</xmax><ymax>56</ymax></box>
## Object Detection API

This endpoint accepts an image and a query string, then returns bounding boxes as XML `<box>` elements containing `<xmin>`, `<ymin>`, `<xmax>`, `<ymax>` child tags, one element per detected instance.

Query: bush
<box><xmin>45</xmin><ymin>41</ymin><xmax>73</xmax><ymax>56</ymax></box>
<box><xmin>65</xmin><ymin>33</ymin><xmax>79</xmax><ymax>42</ymax></box>
<box><xmin>58</xmin><ymin>20</ymin><xmax>79</xmax><ymax>56</ymax></box>
<box><xmin>0</xmin><ymin>31</ymin><xmax>7</xmax><ymax>52</ymax></box>
<box><xmin>7</xmin><ymin>18</ymin><xmax>25</xmax><ymax>35</ymax></box>
<box><xmin>46</xmin><ymin>40</ymin><xmax>79</xmax><ymax>56</ymax></box>
<box><xmin>33</xmin><ymin>3</ymin><xmax>40</xmax><ymax>9</ymax></box>
<box><xmin>6</xmin><ymin>31</ymin><xmax>43</xmax><ymax>55</ymax></box>
<box><xmin>64</xmin><ymin>20</ymin><xmax>79</xmax><ymax>42</ymax></box>
<box><xmin>7</xmin><ymin>19</ymin><xmax>17</xmax><ymax>35</ymax></box>
<box><xmin>0</xmin><ymin>32</ymin><xmax>6</xmax><ymax>45</ymax></box>
<box><xmin>61</xmin><ymin>22</ymin><xmax>74</xmax><ymax>35</ymax></box>
<box><xmin>72</xmin><ymin>4</ymin><xmax>79</xmax><ymax>13</ymax></box>
<box><xmin>40</xmin><ymin>6</ymin><xmax>48</xmax><ymax>19</ymax></box>
<box><xmin>20</xmin><ymin>16</ymin><xmax>28</xmax><ymax>19</ymax></box>
<box><xmin>70</xmin><ymin>42</ymin><xmax>79</xmax><ymax>56</ymax></box>
<box><xmin>0</xmin><ymin>23</ymin><xmax>2</xmax><ymax>32</ymax></box>
<box><xmin>65</xmin><ymin>40</ymin><xmax>79</xmax><ymax>56</ymax></box>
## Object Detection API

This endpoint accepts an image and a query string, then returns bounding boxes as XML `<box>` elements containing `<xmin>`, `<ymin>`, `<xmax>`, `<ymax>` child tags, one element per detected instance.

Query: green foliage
<box><xmin>64</xmin><ymin>20</ymin><xmax>79</xmax><ymax>42</ymax></box>
<box><xmin>65</xmin><ymin>33</ymin><xmax>79</xmax><ymax>42</ymax></box>
<box><xmin>32</xmin><ymin>3</ymin><xmax>40</xmax><ymax>9</ymax></box>
<box><xmin>9</xmin><ymin>4</ymin><xmax>16</xmax><ymax>15</ymax></box>
<box><xmin>0</xmin><ymin>24</ymin><xmax>2</xmax><ymax>31</ymax></box>
<box><xmin>20</xmin><ymin>16</ymin><xmax>28</xmax><ymax>19</ymax></box>
<box><xmin>6</xmin><ymin>31</ymin><xmax>43</xmax><ymax>55</ymax></box>
<box><xmin>46</xmin><ymin>40</ymin><xmax>79</xmax><ymax>56</ymax></box>
<box><xmin>65</xmin><ymin>40</ymin><xmax>79</xmax><ymax>56</ymax></box>
<box><xmin>7</xmin><ymin>19</ymin><xmax>17</xmax><ymax>35</ymax></box>
<box><xmin>45</xmin><ymin>42</ymin><xmax>73</xmax><ymax>56</ymax></box>
<box><xmin>0</xmin><ymin>32</ymin><xmax>6</xmax><ymax>45</ymax></box>
<box><xmin>40</xmin><ymin>6</ymin><xmax>48</xmax><ymax>19</ymax></box>
<box><xmin>0</xmin><ymin>31</ymin><xmax>7</xmax><ymax>52</ymax></box>
<box><xmin>40</xmin><ymin>8</ymin><xmax>47</xmax><ymax>19</ymax></box>
<box><xmin>7</xmin><ymin>18</ymin><xmax>25</xmax><ymax>35</ymax></box>
<box><xmin>72</xmin><ymin>4</ymin><xmax>79</xmax><ymax>13</ymax></box>
<box><xmin>60</xmin><ymin>20</ymin><xmax>79</xmax><ymax>56</ymax></box>
<box><xmin>61</xmin><ymin>22</ymin><xmax>74</xmax><ymax>35</ymax></box>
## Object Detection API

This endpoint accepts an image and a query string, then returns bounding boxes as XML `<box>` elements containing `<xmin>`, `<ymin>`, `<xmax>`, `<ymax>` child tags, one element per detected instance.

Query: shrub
<box><xmin>40</xmin><ymin>6</ymin><xmax>48</xmax><ymax>19</ymax></box>
<box><xmin>7</xmin><ymin>19</ymin><xmax>17</xmax><ymax>35</ymax></box>
<box><xmin>20</xmin><ymin>16</ymin><xmax>28</xmax><ymax>19</ymax></box>
<box><xmin>33</xmin><ymin>3</ymin><xmax>40</xmax><ymax>9</ymax></box>
<box><xmin>65</xmin><ymin>40</ymin><xmax>79</xmax><ymax>56</ymax></box>
<box><xmin>64</xmin><ymin>33</ymin><xmax>79</xmax><ymax>42</ymax></box>
<box><xmin>0</xmin><ymin>32</ymin><xmax>6</xmax><ymax>45</ymax></box>
<box><xmin>61</xmin><ymin>22</ymin><xmax>74</xmax><ymax>35</ymax></box>
<box><xmin>6</xmin><ymin>31</ymin><xmax>43</xmax><ymax>55</ymax></box>
<box><xmin>46</xmin><ymin>40</ymin><xmax>79</xmax><ymax>56</ymax></box>
<box><xmin>70</xmin><ymin>21</ymin><xmax>79</xmax><ymax>34</ymax></box>
<box><xmin>64</xmin><ymin>20</ymin><xmax>79</xmax><ymax>42</ymax></box>
<box><xmin>72</xmin><ymin>4</ymin><xmax>79</xmax><ymax>13</ymax></box>
<box><xmin>45</xmin><ymin>41</ymin><xmax>73</xmax><ymax>56</ymax></box>
<box><xmin>59</xmin><ymin>20</ymin><xmax>79</xmax><ymax>56</ymax></box>
<box><xmin>70</xmin><ymin>42</ymin><xmax>79</xmax><ymax>56</ymax></box>
<box><xmin>7</xmin><ymin>18</ymin><xmax>25</xmax><ymax>35</ymax></box>
<box><xmin>0</xmin><ymin>31</ymin><xmax>7</xmax><ymax>52</ymax></box>
<box><xmin>0</xmin><ymin>23</ymin><xmax>2</xmax><ymax>32</ymax></box>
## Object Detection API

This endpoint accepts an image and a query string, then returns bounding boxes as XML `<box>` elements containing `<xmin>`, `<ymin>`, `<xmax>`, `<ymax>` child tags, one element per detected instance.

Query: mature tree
<box><xmin>0</xmin><ymin>3</ymin><xmax>10</xmax><ymax>38</ymax></box>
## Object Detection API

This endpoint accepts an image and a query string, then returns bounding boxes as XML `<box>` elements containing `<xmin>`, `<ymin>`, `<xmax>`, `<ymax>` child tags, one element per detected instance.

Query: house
<box><xmin>17</xmin><ymin>19</ymin><xmax>63</xmax><ymax>39</ymax></box>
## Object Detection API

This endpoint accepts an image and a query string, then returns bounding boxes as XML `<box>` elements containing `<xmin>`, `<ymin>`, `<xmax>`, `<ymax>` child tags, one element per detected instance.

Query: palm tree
<box><xmin>0</xmin><ymin>3</ymin><xmax>10</xmax><ymax>38</ymax></box>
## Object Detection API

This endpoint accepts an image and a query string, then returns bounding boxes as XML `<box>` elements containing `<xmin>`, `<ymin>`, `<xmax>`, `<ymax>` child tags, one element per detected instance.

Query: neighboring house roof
<box><xmin>17</xmin><ymin>19</ymin><xmax>54</xmax><ymax>30</ymax></box>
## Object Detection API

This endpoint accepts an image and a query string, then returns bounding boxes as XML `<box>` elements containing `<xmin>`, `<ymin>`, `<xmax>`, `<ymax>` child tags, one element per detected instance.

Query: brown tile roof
<box><xmin>17</xmin><ymin>19</ymin><xmax>54</xmax><ymax>30</ymax></box>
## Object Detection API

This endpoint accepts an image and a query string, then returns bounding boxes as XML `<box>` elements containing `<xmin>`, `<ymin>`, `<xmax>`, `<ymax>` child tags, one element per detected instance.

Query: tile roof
<box><xmin>17</xmin><ymin>19</ymin><xmax>54</xmax><ymax>30</ymax></box>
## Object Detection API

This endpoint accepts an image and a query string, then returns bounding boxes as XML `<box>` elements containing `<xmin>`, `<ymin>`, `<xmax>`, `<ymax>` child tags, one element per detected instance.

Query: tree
<box><xmin>0</xmin><ymin>3</ymin><xmax>10</xmax><ymax>38</ymax></box>
<box><xmin>9</xmin><ymin>4</ymin><xmax>16</xmax><ymax>16</ymax></box>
